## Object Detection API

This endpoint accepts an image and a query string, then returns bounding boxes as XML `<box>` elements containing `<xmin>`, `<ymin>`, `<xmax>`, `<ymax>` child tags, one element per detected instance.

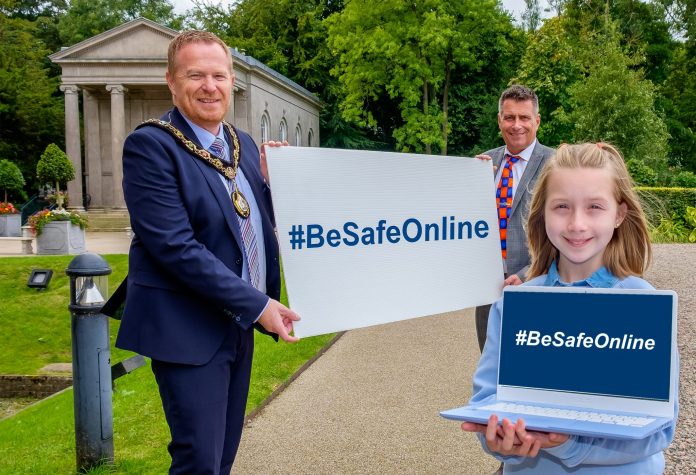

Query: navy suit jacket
<box><xmin>116</xmin><ymin>108</ymin><xmax>281</xmax><ymax>365</ymax></box>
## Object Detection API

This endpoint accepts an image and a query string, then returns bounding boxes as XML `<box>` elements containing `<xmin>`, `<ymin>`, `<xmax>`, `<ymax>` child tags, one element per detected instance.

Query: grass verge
<box><xmin>0</xmin><ymin>255</ymin><xmax>334</xmax><ymax>473</ymax></box>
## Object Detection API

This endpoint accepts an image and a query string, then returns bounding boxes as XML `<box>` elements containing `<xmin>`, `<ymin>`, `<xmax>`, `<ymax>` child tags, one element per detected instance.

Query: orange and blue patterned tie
<box><xmin>497</xmin><ymin>154</ymin><xmax>520</xmax><ymax>259</ymax></box>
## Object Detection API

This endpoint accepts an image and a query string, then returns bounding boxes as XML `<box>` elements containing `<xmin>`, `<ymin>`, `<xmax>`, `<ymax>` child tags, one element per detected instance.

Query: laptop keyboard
<box><xmin>479</xmin><ymin>402</ymin><xmax>655</xmax><ymax>427</ymax></box>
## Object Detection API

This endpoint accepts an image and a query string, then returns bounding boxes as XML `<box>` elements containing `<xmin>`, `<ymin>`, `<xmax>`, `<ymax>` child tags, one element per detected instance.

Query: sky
<box><xmin>170</xmin><ymin>0</ymin><xmax>553</xmax><ymax>23</ymax></box>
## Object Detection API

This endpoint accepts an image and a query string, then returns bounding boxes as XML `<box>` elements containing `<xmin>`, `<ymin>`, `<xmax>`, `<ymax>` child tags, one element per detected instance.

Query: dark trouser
<box><xmin>475</xmin><ymin>304</ymin><xmax>492</xmax><ymax>353</ymax></box>
<box><xmin>151</xmin><ymin>324</ymin><xmax>254</xmax><ymax>475</ymax></box>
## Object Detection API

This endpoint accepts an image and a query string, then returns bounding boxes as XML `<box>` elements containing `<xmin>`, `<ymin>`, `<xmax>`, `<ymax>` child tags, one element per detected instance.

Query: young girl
<box><xmin>462</xmin><ymin>142</ymin><xmax>678</xmax><ymax>473</ymax></box>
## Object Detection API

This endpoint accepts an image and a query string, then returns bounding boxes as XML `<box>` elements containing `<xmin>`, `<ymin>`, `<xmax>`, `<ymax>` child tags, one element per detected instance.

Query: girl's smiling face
<box><xmin>544</xmin><ymin>167</ymin><xmax>627</xmax><ymax>282</ymax></box>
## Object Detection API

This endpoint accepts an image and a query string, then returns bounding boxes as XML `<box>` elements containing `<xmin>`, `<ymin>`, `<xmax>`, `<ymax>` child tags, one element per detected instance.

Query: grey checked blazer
<box><xmin>486</xmin><ymin>141</ymin><xmax>554</xmax><ymax>279</ymax></box>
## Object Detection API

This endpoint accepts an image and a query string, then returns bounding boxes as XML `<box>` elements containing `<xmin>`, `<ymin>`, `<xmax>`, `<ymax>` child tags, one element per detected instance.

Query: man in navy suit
<box><xmin>116</xmin><ymin>30</ymin><xmax>300</xmax><ymax>474</ymax></box>
<box><xmin>475</xmin><ymin>85</ymin><xmax>554</xmax><ymax>353</ymax></box>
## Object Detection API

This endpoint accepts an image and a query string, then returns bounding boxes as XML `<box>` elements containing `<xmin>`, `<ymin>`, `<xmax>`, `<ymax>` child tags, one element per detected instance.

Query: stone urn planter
<box><xmin>36</xmin><ymin>220</ymin><xmax>86</xmax><ymax>255</ymax></box>
<box><xmin>0</xmin><ymin>213</ymin><xmax>21</xmax><ymax>237</ymax></box>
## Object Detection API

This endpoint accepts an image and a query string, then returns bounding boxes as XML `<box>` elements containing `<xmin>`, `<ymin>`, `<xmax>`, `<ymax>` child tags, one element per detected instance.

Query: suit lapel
<box><xmin>169</xmin><ymin>109</ymin><xmax>244</xmax><ymax>248</ymax></box>
<box><xmin>492</xmin><ymin>147</ymin><xmax>506</xmax><ymax>177</ymax></box>
<box><xmin>511</xmin><ymin>142</ymin><xmax>544</xmax><ymax>216</ymax></box>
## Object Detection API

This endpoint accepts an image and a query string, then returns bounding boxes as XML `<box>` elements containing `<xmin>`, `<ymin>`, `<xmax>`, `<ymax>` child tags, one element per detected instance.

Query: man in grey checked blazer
<box><xmin>475</xmin><ymin>85</ymin><xmax>554</xmax><ymax>352</ymax></box>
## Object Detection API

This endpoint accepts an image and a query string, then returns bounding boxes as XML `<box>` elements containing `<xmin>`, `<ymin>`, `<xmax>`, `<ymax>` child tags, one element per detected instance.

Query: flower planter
<box><xmin>36</xmin><ymin>221</ymin><xmax>86</xmax><ymax>255</ymax></box>
<box><xmin>0</xmin><ymin>214</ymin><xmax>21</xmax><ymax>237</ymax></box>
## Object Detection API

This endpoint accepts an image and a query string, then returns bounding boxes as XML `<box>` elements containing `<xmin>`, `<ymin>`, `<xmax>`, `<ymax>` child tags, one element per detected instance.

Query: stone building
<box><xmin>49</xmin><ymin>18</ymin><xmax>321</xmax><ymax>217</ymax></box>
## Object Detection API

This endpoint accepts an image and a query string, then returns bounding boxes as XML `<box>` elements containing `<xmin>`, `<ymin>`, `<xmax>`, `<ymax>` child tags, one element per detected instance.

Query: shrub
<box><xmin>36</xmin><ymin>144</ymin><xmax>74</xmax><ymax>194</ymax></box>
<box><xmin>0</xmin><ymin>159</ymin><xmax>25</xmax><ymax>203</ymax></box>
<box><xmin>636</xmin><ymin>187</ymin><xmax>696</xmax><ymax>227</ymax></box>
<box><xmin>671</xmin><ymin>170</ymin><xmax>696</xmax><ymax>188</ymax></box>
<box><xmin>685</xmin><ymin>206</ymin><xmax>696</xmax><ymax>243</ymax></box>
<box><xmin>649</xmin><ymin>216</ymin><xmax>688</xmax><ymax>243</ymax></box>
<box><xmin>627</xmin><ymin>159</ymin><xmax>658</xmax><ymax>186</ymax></box>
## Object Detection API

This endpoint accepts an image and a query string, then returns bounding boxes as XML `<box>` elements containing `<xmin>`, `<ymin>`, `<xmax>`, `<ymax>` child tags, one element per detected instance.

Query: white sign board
<box><xmin>266</xmin><ymin>147</ymin><xmax>504</xmax><ymax>338</ymax></box>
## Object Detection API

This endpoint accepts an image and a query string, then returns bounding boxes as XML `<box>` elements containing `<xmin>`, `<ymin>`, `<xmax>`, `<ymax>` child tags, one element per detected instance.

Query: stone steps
<box><xmin>86</xmin><ymin>211</ymin><xmax>131</xmax><ymax>232</ymax></box>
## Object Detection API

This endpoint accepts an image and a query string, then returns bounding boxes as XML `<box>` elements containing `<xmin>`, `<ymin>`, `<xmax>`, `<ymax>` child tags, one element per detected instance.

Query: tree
<box><xmin>565</xmin><ymin>37</ymin><xmax>669</xmax><ymax>173</ymax></box>
<box><xmin>522</xmin><ymin>0</ymin><xmax>541</xmax><ymax>31</ymax></box>
<box><xmin>0</xmin><ymin>11</ymin><xmax>64</xmax><ymax>192</ymax></box>
<box><xmin>57</xmin><ymin>0</ymin><xmax>182</xmax><ymax>46</ymax></box>
<box><xmin>327</xmin><ymin>0</ymin><xmax>514</xmax><ymax>154</ymax></box>
<box><xmin>0</xmin><ymin>159</ymin><xmax>25</xmax><ymax>202</ymax></box>
<box><xmin>514</xmin><ymin>16</ymin><xmax>583</xmax><ymax>147</ymax></box>
<box><xmin>188</xmin><ymin>0</ymin><xmax>384</xmax><ymax>149</ymax></box>
<box><xmin>37</xmin><ymin>143</ymin><xmax>74</xmax><ymax>207</ymax></box>
<box><xmin>658</xmin><ymin>0</ymin><xmax>696</xmax><ymax>171</ymax></box>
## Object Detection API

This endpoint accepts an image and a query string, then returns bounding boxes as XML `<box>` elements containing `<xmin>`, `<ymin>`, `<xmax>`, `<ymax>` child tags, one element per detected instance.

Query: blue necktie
<box><xmin>210</xmin><ymin>137</ymin><xmax>261</xmax><ymax>289</ymax></box>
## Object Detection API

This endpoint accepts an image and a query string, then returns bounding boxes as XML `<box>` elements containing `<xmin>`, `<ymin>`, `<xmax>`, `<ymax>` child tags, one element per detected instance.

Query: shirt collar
<box><xmin>505</xmin><ymin>139</ymin><xmax>537</xmax><ymax>163</ymax></box>
<box><xmin>544</xmin><ymin>260</ymin><xmax>620</xmax><ymax>288</ymax></box>
<box><xmin>179</xmin><ymin>112</ymin><xmax>225</xmax><ymax>151</ymax></box>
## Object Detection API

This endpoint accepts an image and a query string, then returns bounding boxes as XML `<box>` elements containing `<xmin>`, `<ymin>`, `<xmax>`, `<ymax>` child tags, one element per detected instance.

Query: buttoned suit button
<box><xmin>235</xmin><ymin>257</ymin><xmax>242</xmax><ymax>265</ymax></box>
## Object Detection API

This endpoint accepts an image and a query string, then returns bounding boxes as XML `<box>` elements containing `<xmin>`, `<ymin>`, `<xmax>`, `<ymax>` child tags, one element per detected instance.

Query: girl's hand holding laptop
<box><xmin>462</xmin><ymin>414</ymin><xmax>568</xmax><ymax>457</ymax></box>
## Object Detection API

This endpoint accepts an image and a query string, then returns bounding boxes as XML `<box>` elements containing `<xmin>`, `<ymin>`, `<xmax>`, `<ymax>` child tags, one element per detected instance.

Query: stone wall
<box><xmin>0</xmin><ymin>375</ymin><xmax>72</xmax><ymax>398</ymax></box>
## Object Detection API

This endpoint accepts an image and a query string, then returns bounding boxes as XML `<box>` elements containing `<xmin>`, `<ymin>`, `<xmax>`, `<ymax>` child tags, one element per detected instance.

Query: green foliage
<box><xmin>327</xmin><ymin>0</ymin><xmax>516</xmax><ymax>154</ymax></box>
<box><xmin>661</xmin><ymin>46</ymin><xmax>696</xmax><ymax>172</ymax></box>
<box><xmin>0</xmin><ymin>159</ymin><xmax>25</xmax><ymax>202</ymax></box>
<box><xmin>515</xmin><ymin>16</ymin><xmax>582</xmax><ymax>147</ymax></box>
<box><xmin>685</xmin><ymin>206</ymin><xmax>696</xmax><ymax>242</ymax></box>
<box><xmin>56</xmin><ymin>0</ymin><xmax>182</xmax><ymax>46</ymax></box>
<box><xmin>446</xmin><ymin>13</ymin><xmax>526</xmax><ymax>155</ymax></box>
<box><xmin>0</xmin><ymin>12</ymin><xmax>64</xmax><ymax>192</ymax></box>
<box><xmin>565</xmin><ymin>36</ymin><xmax>669</xmax><ymax>171</ymax></box>
<box><xmin>627</xmin><ymin>158</ymin><xmax>658</xmax><ymax>186</ymax></box>
<box><xmin>36</xmin><ymin>143</ymin><xmax>74</xmax><ymax>191</ymax></box>
<box><xmin>671</xmin><ymin>170</ymin><xmax>696</xmax><ymax>188</ymax></box>
<box><xmin>188</xmin><ymin>0</ymin><xmax>380</xmax><ymax>149</ymax></box>
<box><xmin>650</xmin><ymin>215</ymin><xmax>688</xmax><ymax>243</ymax></box>
<box><xmin>636</xmin><ymin>186</ymin><xmax>696</xmax><ymax>228</ymax></box>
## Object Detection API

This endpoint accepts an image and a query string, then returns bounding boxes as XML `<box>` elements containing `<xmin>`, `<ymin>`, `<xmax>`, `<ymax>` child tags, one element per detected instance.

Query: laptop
<box><xmin>441</xmin><ymin>286</ymin><xmax>678</xmax><ymax>440</ymax></box>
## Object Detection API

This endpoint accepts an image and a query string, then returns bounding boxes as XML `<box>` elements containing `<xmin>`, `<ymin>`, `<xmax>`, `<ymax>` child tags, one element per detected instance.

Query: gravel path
<box><xmin>234</xmin><ymin>244</ymin><xmax>693</xmax><ymax>474</ymax></box>
<box><xmin>646</xmin><ymin>244</ymin><xmax>695</xmax><ymax>474</ymax></box>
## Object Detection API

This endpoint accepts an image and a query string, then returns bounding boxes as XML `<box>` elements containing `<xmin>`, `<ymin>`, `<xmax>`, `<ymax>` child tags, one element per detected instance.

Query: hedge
<box><xmin>636</xmin><ymin>187</ymin><xmax>696</xmax><ymax>226</ymax></box>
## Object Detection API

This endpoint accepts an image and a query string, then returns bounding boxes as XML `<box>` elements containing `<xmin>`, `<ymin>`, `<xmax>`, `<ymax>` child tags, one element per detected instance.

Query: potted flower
<box><xmin>0</xmin><ymin>159</ymin><xmax>25</xmax><ymax>237</ymax></box>
<box><xmin>29</xmin><ymin>208</ymin><xmax>88</xmax><ymax>255</ymax></box>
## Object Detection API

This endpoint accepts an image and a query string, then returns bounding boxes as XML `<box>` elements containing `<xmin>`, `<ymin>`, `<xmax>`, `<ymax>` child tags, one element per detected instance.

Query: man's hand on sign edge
<box><xmin>475</xmin><ymin>153</ymin><xmax>498</xmax><ymax>173</ymax></box>
<box><xmin>504</xmin><ymin>274</ymin><xmax>523</xmax><ymax>286</ymax></box>
<box><xmin>258</xmin><ymin>298</ymin><xmax>300</xmax><ymax>343</ymax></box>
<box><xmin>260</xmin><ymin>140</ymin><xmax>289</xmax><ymax>184</ymax></box>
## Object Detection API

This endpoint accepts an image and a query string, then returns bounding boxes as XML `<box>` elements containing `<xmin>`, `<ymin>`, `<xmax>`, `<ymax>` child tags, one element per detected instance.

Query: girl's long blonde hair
<box><xmin>526</xmin><ymin>142</ymin><xmax>652</xmax><ymax>279</ymax></box>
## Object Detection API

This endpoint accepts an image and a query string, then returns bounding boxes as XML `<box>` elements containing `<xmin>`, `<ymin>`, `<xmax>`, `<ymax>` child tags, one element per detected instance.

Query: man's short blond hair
<box><xmin>167</xmin><ymin>30</ymin><xmax>232</xmax><ymax>75</ymax></box>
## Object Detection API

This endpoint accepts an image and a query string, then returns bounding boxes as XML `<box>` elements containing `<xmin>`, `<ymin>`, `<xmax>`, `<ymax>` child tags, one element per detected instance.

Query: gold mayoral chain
<box><xmin>140</xmin><ymin>118</ymin><xmax>252</xmax><ymax>218</ymax></box>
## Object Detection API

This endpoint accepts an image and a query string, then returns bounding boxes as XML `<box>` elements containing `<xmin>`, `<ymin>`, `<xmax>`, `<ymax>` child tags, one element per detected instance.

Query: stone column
<box><xmin>60</xmin><ymin>84</ymin><xmax>84</xmax><ymax>211</ymax></box>
<box><xmin>234</xmin><ymin>89</ymin><xmax>248</xmax><ymax>129</ymax></box>
<box><xmin>106</xmin><ymin>84</ymin><xmax>127</xmax><ymax>209</ymax></box>
<box><xmin>82</xmin><ymin>89</ymin><xmax>102</xmax><ymax>209</ymax></box>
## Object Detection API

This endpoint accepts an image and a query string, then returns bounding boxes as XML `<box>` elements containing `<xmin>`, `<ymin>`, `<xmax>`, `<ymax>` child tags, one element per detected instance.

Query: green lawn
<box><xmin>0</xmin><ymin>255</ymin><xmax>334</xmax><ymax>473</ymax></box>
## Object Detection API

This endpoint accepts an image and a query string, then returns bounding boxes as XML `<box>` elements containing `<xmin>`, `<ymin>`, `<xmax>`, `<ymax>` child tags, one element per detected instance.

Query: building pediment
<box><xmin>49</xmin><ymin>18</ymin><xmax>176</xmax><ymax>63</ymax></box>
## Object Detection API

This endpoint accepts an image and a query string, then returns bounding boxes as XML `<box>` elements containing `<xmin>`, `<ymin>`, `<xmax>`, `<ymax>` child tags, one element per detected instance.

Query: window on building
<box><xmin>295</xmin><ymin>125</ymin><xmax>302</xmax><ymax>146</ymax></box>
<box><xmin>261</xmin><ymin>113</ymin><xmax>270</xmax><ymax>143</ymax></box>
<box><xmin>308</xmin><ymin>129</ymin><xmax>314</xmax><ymax>147</ymax></box>
<box><xmin>279</xmin><ymin>119</ymin><xmax>287</xmax><ymax>142</ymax></box>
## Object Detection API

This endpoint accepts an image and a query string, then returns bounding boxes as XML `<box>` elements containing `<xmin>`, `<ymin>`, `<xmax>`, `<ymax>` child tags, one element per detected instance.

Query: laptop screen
<box><xmin>499</xmin><ymin>288</ymin><xmax>674</xmax><ymax>402</ymax></box>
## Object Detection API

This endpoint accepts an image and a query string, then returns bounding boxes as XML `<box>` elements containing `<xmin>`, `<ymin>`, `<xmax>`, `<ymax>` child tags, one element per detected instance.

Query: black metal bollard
<box><xmin>66</xmin><ymin>253</ymin><xmax>113</xmax><ymax>471</ymax></box>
